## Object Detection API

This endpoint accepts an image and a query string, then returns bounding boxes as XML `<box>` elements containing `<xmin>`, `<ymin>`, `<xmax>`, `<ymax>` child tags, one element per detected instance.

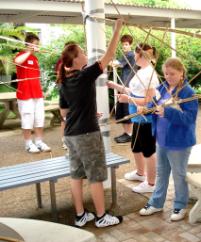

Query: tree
<box><xmin>0</xmin><ymin>24</ymin><xmax>24</xmax><ymax>76</ymax></box>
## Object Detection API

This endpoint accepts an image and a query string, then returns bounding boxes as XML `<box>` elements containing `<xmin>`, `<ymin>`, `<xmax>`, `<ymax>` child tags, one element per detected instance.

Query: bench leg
<box><xmin>111</xmin><ymin>167</ymin><xmax>117</xmax><ymax>208</ymax></box>
<box><xmin>189</xmin><ymin>199</ymin><xmax>201</xmax><ymax>224</ymax></box>
<box><xmin>0</xmin><ymin>107</ymin><xmax>9</xmax><ymax>128</ymax></box>
<box><xmin>188</xmin><ymin>184</ymin><xmax>201</xmax><ymax>224</ymax></box>
<box><xmin>36</xmin><ymin>183</ymin><xmax>43</xmax><ymax>208</ymax></box>
<box><xmin>50</xmin><ymin>110</ymin><xmax>61</xmax><ymax>127</ymax></box>
<box><xmin>49</xmin><ymin>180</ymin><xmax>58</xmax><ymax>222</ymax></box>
<box><xmin>110</xmin><ymin>167</ymin><xmax>121</xmax><ymax>213</ymax></box>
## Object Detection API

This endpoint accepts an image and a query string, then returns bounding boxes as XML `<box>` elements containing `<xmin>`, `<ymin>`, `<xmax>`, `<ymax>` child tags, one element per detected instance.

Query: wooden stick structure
<box><xmin>116</xmin><ymin>94</ymin><xmax>201</xmax><ymax>123</ymax></box>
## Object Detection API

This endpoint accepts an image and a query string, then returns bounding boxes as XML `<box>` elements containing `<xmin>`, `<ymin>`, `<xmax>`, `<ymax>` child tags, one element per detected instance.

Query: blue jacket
<box><xmin>152</xmin><ymin>81</ymin><xmax>198</xmax><ymax>149</ymax></box>
<box><xmin>119</xmin><ymin>51</ymin><xmax>136</xmax><ymax>85</ymax></box>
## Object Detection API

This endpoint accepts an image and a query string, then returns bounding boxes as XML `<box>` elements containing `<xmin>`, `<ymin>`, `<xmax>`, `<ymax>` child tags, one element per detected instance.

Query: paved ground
<box><xmin>0</xmin><ymin>109</ymin><xmax>201</xmax><ymax>242</ymax></box>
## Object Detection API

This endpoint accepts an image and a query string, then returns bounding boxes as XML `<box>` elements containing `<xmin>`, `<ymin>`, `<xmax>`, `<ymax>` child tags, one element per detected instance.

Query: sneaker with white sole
<box><xmin>61</xmin><ymin>137</ymin><xmax>68</xmax><ymax>150</ymax></box>
<box><xmin>139</xmin><ymin>204</ymin><xmax>163</xmax><ymax>216</ymax></box>
<box><xmin>132</xmin><ymin>181</ymin><xmax>155</xmax><ymax>193</ymax></box>
<box><xmin>170</xmin><ymin>208</ymin><xmax>186</xmax><ymax>221</ymax></box>
<box><xmin>124</xmin><ymin>170</ymin><xmax>145</xmax><ymax>182</ymax></box>
<box><xmin>26</xmin><ymin>142</ymin><xmax>40</xmax><ymax>153</ymax></box>
<box><xmin>75</xmin><ymin>210</ymin><xmax>95</xmax><ymax>227</ymax></box>
<box><xmin>95</xmin><ymin>213</ymin><xmax>123</xmax><ymax>228</ymax></box>
<box><xmin>62</xmin><ymin>142</ymin><xmax>68</xmax><ymax>150</ymax></box>
<box><xmin>36</xmin><ymin>142</ymin><xmax>51</xmax><ymax>152</ymax></box>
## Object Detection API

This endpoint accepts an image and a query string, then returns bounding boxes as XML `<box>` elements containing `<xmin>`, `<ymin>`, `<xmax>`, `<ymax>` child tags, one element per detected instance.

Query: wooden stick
<box><xmin>0</xmin><ymin>235</ymin><xmax>24</xmax><ymax>242</ymax></box>
<box><xmin>116</xmin><ymin>94</ymin><xmax>201</xmax><ymax>123</ymax></box>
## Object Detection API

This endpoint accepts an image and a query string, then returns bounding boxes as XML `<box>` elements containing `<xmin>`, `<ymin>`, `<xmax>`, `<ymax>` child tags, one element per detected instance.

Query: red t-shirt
<box><xmin>15</xmin><ymin>51</ymin><xmax>43</xmax><ymax>100</ymax></box>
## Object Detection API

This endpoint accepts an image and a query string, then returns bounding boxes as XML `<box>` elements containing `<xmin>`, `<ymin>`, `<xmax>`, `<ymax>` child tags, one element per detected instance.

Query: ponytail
<box><xmin>57</xmin><ymin>44</ymin><xmax>79</xmax><ymax>84</ymax></box>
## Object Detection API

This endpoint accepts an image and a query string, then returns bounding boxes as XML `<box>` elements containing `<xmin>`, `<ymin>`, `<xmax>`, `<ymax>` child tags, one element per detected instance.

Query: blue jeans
<box><xmin>149</xmin><ymin>145</ymin><xmax>191</xmax><ymax>209</ymax></box>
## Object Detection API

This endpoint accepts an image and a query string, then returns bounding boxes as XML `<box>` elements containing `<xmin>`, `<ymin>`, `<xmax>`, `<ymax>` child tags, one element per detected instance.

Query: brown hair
<box><xmin>120</xmin><ymin>34</ymin><xmax>133</xmax><ymax>45</ymax></box>
<box><xmin>57</xmin><ymin>44</ymin><xmax>79</xmax><ymax>83</ymax></box>
<box><xmin>64</xmin><ymin>41</ymin><xmax>76</xmax><ymax>47</ymax></box>
<box><xmin>162</xmin><ymin>57</ymin><xmax>186</xmax><ymax>79</ymax></box>
<box><xmin>135</xmin><ymin>43</ymin><xmax>157</xmax><ymax>63</ymax></box>
<box><xmin>25</xmin><ymin>33</ymin><xmax>39</xmax><ymax>44</ymax></box>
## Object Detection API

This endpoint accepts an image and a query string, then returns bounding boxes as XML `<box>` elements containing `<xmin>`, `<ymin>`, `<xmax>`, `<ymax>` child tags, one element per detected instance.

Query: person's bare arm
<box><xmin>14</xmin><ymin>51</ymin><xmax>32</xmax><ymax>65</ymax></box>
<box><xmin>14</xmin><ymin>45</ymin><xmax>39</xmax><ymax>65</ymax></box>
<box><xmin>100</xmin><ymin>19</ymin><xmax>123</xmax><ymax>69</ymax></box>
<box><xmin>107</xmin><ymin>81</ymin><xmax>130</xmax><ymax>95</ymax></box>
<box><xmin>118</xmin><ymin>88</ymin><xmax>156</xmax><ymax>105</ymax></box>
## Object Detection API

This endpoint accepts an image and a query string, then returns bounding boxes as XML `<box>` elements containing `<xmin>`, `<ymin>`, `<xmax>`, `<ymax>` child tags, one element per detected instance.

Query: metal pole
<box><xmin>113</xmin><ymin>66</ymin><xmax>118</xmax><ymax>112</ymax></box>
<box><xmin>85</xmin><ymin>0</ymin><xmax>111</xmax><ymax>153</ymax></box>
<box><xmin>171</xmin><ymin>18</ymin><xmax>176</xmax><ymax>57</ymax></box>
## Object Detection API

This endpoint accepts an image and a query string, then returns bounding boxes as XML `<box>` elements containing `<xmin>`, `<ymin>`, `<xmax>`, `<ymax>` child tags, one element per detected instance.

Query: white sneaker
<box><xmin>36</xmin><ymin>141</ymin><xmax>51</xmax><ymax>152</ymax></box>
<box><xmin>95</xmin><ymin>213</ymin><xmax>123</xmax><ymax>228</ymax></box>
<box><xmin>124</xmin><ymin>170</ymin><xmax>145</xmax><ymax>181</ymax></box>
<box><xmin>61</xmin><ymin>137</ymin><xmax>68</xmax><ymax>150</ymax></box>
<box><xmin>132</xmin><ymin>181</ymin><xmax>155</xmax><ymax>193</ymax></box>
<box><xmin>26</xmin><ymin>142</ymin><xmax>40</xmax><ymax>153</ymax></box>
<box><xmin>170</xmin><ymin>209</ymin><xmax>186</xmax><ymax>221</ymax></box>
<box><xmin>62</xmin><ymin>142</ymin><xmax>68</xmax><ymax>150</ymax></box>
<box><xmin>75</xmin><ymin>210</ymin><xmax>95</xmax><ymax>227</ymax></box>
<box><xmin>139</xmin><ymin>204</ymin><xmax>163</xmax><ymax>216</ymax></box>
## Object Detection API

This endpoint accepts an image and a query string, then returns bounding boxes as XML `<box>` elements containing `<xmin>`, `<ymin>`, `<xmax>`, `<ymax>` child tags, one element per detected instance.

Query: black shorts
<box><xmin>131</xmin><ymin>122</ymin><xmax>156</xmax><ymax>158</ymax></box>
<box><xmin>115</xmin><ymin>102</ymin><xmax>131</xmax><ymax>124</ymax></box>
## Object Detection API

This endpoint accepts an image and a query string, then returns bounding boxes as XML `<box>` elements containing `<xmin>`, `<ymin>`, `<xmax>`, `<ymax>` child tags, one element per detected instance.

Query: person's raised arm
<box><xmin>100</xmin><ymin>19</ymin><xmax>123</xmax><ymax>69</ymax></box>
<box><xmin>14</xmin><ymin>51</ymin><xmax>32</xmax><ymax>65</ymax></box>
<box><xmin>107</xmin><ymin>81</ymin><xmax>130</xmax><ymax>95</ymax></box>
<box><xmin>14</xmin><ymin>45</ymin><xmax>39</xmax><ymax>65</ymax></box>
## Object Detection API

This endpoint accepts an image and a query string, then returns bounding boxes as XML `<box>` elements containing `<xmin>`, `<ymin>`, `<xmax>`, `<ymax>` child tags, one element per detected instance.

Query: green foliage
<box><xmin>106</xmin><ymin>0</ymin><xmax>188</xmax><ymax>8</ymax></box>
<box><xmin>0</xmin><ymin>24</ymin><xmax>25</xmax><ymax>76</ymax></box>
<box><xmin>176</xmin><ymin>31</ymin><xmax>201</xmax><ymax>87</ymax></box>
<box><xmin>0</xmin><ymin>84</ymin><xmax>14</xmax><ymax>92</ymax></box>
<box><xmin>37</xmin><ymin>24</ymin><xmax>85</xmax><ymax>99</ymax></box>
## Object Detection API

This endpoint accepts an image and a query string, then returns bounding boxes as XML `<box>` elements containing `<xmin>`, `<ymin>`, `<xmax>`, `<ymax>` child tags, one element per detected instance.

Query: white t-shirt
<box><xmin>129</xmin><ymin>65</ymin><xmax>159</xmax><ymax>97</ymax></box>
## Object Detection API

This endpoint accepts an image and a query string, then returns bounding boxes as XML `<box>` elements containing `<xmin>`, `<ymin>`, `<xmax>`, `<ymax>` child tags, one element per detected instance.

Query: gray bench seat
<box><xmin>0</xmin><ymin>153</ymin><xmax>129</xmax><ymax>221</ymax></box>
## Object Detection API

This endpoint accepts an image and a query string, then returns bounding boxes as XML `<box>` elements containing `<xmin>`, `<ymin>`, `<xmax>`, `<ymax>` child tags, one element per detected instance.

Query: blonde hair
<box><xmin>162</xmin><ymin>58</ymin><xmax>186</xmax><ymax>79</ymax></box>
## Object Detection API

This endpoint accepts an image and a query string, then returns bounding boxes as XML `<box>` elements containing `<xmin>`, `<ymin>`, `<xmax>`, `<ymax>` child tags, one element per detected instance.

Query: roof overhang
<box><xmin>0</xmin><ymin>0</ymin><xmax>201</xmax><ymax>28</ymax></box>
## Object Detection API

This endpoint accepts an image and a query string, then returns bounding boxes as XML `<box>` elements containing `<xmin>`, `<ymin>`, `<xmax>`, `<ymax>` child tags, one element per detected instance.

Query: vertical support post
<box><xmin>171</xmin><ymin>18</ymin><xmax>176</xmax><ymax>57</ymax></box>
<box><xmin>36</xmin><ymin>183</ymin><xmax>42</xmax><ymax>208</ymax></box>
<box><xmin>113</xmin><ymin>67</ymin><xmax>118</xmax><ymax>112</ymax></box>
<box><xmin>85</xmin><ymin>0</ymin><xmax>112</xmax><ymax>189</ymax></box>
<box><xmin>49</xmin><ymin>180</ymin><xmax>58</xmax><ymax>222</ymax></box>
<box><xmin>85</xmin><ymin>0</ymin><xmax>111</xmax><ymax>153</ymax></box>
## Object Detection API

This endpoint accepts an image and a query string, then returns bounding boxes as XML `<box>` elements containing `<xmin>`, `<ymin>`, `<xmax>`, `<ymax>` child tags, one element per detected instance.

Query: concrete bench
<box><xmin>186</xmin><ymin>173</ymin><xmax>201</xmax><ymax>224</ymax></box>
<box><xmin>0</xmin><ymin>217</ymin><xmax>96</xmax><ymax>242</ymax></box>
<box><xmin>187</xmin><ymin>144</ymin><xmax>201</xmax><ymax>173</ymax></box>
<box><xmin>186</xmin><ymin>144</ymin><xmax>201</xmax><ymax>224</ymax></box>
<box><xmin>44</xmin><ymin>101</ymin><xmax>60</xmax><ymax>127</ymax></box>
<box><xmin>0</xmin><ymin>99</ymin><xmax>60</xmax><ymax>128</ymax></box>
<box><xmin>0</xmin><ymin>153</ymin><xmax>129</xmax><ymax>221</ymax></box>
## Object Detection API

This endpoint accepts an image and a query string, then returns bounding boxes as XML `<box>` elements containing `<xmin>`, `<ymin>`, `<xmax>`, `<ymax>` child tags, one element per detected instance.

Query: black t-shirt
<box><xmin>60</xmin><ymin>62</ymin><xmax>103</xmax><ymax>136</ymax></box>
